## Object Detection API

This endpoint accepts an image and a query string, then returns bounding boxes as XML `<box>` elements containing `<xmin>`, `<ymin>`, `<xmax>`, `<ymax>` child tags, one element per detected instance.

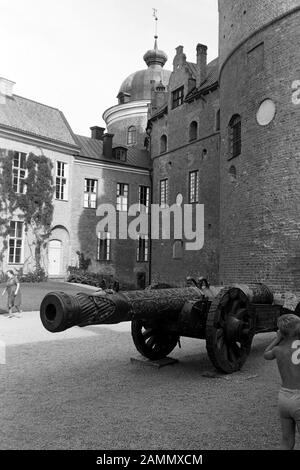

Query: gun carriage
<box><xmin>40</xmin><ymin>280</ymin><xmax>296</xmax><ymax>373</ymax></box>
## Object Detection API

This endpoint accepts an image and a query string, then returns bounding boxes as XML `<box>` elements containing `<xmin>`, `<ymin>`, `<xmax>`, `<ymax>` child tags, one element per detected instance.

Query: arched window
<box><xmin>216</xmin><ymin>109</ymin><xmax>220</xmax><ymax>131</ymax></box>
<box><xmin>160</xmin><ymin>134</ymin><xmax>167</xmax><ymax>154</ymax></box>
<box><xmin>228</xmin><ymin>114</ymin><xmax>241</xmax><ymax>158</ymax></box>
<box><xmin>189</xmin><ymin>121</ymin><xmax>198</xmax><ymax>141</ymax></box>
<box><xmin>127</xmin><ymin>126</ymin><xmax>137</xmax><ymax>145</ymax></box>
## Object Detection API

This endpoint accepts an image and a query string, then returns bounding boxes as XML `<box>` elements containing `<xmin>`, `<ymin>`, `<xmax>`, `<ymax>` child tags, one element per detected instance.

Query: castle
<box><xmin>0</xmin><ymin>0</ymin><xmax>299</xmax><ymax>293</ymax></box>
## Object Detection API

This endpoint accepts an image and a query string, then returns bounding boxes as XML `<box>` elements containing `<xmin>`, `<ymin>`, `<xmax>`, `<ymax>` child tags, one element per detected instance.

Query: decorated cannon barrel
<box><xmin>40</xmin><ymin>282</ymin><xmax>285</xmax><ymax>374</ymax></box>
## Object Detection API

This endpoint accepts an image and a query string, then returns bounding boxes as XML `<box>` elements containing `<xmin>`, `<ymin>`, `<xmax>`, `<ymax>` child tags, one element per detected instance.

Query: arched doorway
<box><xmin>48</xmin><ymin>240</ymin><xmax>62</xmax><ymax>276</ymax></box>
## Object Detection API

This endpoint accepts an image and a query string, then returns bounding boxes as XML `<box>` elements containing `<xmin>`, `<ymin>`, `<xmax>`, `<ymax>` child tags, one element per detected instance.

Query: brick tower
<box><xmin>218</xmin><ymin>0</ymin><xmax>300</xmax><ymax>291</ymax></box>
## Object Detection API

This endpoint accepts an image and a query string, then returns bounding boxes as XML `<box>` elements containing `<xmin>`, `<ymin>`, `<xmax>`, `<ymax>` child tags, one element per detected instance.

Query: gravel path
<box><xmin>0</xmin><ymin>319</ymin><xmax>298</xmax><ymax>450</ymax></box>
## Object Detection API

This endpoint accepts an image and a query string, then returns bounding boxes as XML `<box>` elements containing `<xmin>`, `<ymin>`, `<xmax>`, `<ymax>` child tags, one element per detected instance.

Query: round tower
<box><xmin>102</xmin><ymin>37</ymin><xmax>171</xmax><ymax>149</ymax></box>
<box><xmin>218</xmin><ymin>0</ymin><xmax>300</xmax><ymax>292</ymax></box>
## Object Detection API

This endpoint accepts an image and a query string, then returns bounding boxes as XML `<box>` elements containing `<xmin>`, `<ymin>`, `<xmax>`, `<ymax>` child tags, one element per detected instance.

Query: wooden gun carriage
<box><xmin>40</xmin><ymin>280</ymin><xmax>298</xmax><ymax>373</ymax></box>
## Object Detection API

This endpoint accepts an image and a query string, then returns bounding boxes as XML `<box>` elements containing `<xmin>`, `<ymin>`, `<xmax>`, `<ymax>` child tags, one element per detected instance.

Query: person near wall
<box><xmin>1</xmin><ymin>270</ymin><xmax>22</xmax><ymax>318</ymax></box>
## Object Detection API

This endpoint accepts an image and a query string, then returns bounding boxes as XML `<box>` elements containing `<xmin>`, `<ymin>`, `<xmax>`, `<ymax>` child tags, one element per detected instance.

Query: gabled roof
<box><xmin>186</xmin><ymin>61</ymin><xmax>198</xmax><ymax>78</ymax></box>
<box><xmin>0</xmin><ymin>94</ymin><xmax>78</xmax><ymax>147</ymax></box>
<box><xmin>75</xmin><ymin>134</ymin><xmax>151</xmax><ymax>170</ymax></box>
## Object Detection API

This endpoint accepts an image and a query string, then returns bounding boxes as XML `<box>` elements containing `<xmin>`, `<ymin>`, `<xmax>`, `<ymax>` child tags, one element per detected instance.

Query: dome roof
<box><xmin>118</xmin><ymin>37</ymin><xmax>171</xmax><ymax>102</ymax></box>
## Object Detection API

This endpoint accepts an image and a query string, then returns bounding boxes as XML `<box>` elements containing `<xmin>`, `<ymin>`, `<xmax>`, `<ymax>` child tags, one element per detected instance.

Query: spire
<box><xmin>143</xmin><ymin>9</ymin><xmax>168</xmax><ymax>67</ymax></box>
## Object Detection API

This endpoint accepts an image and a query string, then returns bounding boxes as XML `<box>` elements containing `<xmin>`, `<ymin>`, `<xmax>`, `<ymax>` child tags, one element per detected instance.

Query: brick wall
<box><xmin>219</xmin><ymin>9</ymin><xmax>300</xmax><ymax>292</ymax></box>
<box><xmin>70</xmin><ymin>159</ymin><xmax>151</xmax><ymax>289</ymax></box>
<box><xmin>218</xmin><ymin>0</ymin><xmax>300</xmax><ymax>68</ymax></box>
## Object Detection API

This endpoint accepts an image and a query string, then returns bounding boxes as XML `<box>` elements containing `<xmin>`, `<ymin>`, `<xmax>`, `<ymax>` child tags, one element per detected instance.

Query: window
<box><xmin>56</xmin><ymin>161</ymin><xmax>68</xmax><ymax>200</ymax></box>
<box><xmin>127</xmin><ymin>126</ymin><xmax>137</xmax><ymax>145</ymax></box>
<box><xmin>172</xmin><ymin>86</ymin><xmax>184</xmax><ymax>109</ymax></box>
<box><xmin>8</xmin><ymin>221</ymin><xmax>23</xmax><ymax>264</ymax></box>
<box><xmin>97</xmin><ymin>232</ymin><xmax>111</xmax><ymax>261</ymax></box>
<box><xmin>228</xmin><ymin>115</ymin><xmax>241</xmax><ymax>159</ymax></box>
<box><xmin>160</xmin><ymin>135</ymin><xmax>167</xmax><ymax>154</ymax></box>
<box><xmin>229</xmin><ymin>165</ymin><xmax>237</xmax><ymax>183</ymax></box>
<box><xmin>117</xmin><ymin>183</ymin><xmax>129</xmax><ymax>211</ymax></box>
<box><xmin>84</xmin><ymin>179</ymin><xmax>97</xmax><ymax>209</ymax></box>
<box><xmin>12</xmin><ymin>152</ymin><xmax>26</xmax><ymax>194</ymax></box>
<box><xmin>189</xmin><ymin>171</ymin><xmax>199</xmax><ymax>203</ymax></box>
<box><xmin>160</xmin><ymin>179</ymin><xmax>168</xmax><ymax>207</ymax></box>
<box><xmin>189</xmin><ymin>121</ymin><xmax>198</xmax><ymax>141</ymax></box>
<box><xmin>114</xmin><ymin>148</ymin><xmax>127</xmax><ymax>162</ymax></box>
<box><xmin>216</xmin><ymin>109</ymin><xmax>220</xmax><ymax>131</ymax></box>
<box><xmin>139</xmin><ymin>185</ymin><xmax>150</xmax><ymax>213</ymax></box>
<box><xmin>137</xmin><ymin>236</ymin><xmax>149</xmax><ymax>262</ymax></box>
<box><xmin>173</xmin><ymin>240</ymin><xmax>183</xmax><ymax>259</ymax></box>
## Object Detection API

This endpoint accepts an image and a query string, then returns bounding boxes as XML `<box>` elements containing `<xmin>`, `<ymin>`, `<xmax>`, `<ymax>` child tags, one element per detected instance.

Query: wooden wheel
<box><xmin>206</xmin><ymin>287</ymin><xmax>255</xmax><ymax>373</ymax></box>
<box><xmin>131</xmin><ymin>318</ymin><xmax>179</xmax><ymax>361</ymax></box>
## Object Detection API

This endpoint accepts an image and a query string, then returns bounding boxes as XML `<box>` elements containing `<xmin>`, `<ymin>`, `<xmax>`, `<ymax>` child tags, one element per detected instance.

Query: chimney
<box><xmin>102</xmin><ymin>133</ymin><xmax>114</xmax><ymax>158</ymax></box>
<box><xmin>90</xmin><ymin>126</ymin><xmax>105</xmax><ymax>140</ymax></box>
<box><xmin>173</xmin><ymin>45</ymin><xmax>187</xmax><ymax>71</ymax></box>
<box><xmin>0</xmin><ymin>77</ymin><xmax>15</xmax><ymax>99</ymax></box>
<box><xmin>196</xmin><ymin>44</ymin><xmax>207</xmax><ymax>87</ymax></box>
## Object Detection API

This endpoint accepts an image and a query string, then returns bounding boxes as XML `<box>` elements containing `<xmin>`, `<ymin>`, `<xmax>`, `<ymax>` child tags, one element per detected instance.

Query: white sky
<box><xmin>0</xmin><ymin>0</ymin><xmax>219</xmax><ymax>136</ymax></box>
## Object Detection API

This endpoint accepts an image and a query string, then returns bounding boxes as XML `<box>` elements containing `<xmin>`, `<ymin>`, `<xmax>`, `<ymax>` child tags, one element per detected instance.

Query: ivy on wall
<box><xmin>0</xmin><ymin>149</ymin><xmax>54</xmax><ymax>269</ymax></box>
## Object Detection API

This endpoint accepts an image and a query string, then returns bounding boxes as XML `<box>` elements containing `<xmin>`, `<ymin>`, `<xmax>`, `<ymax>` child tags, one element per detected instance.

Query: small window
<box><xmin>137</xmin><ymin>236</ymin><xmax>149</xmax><ymax>262</ymax></box>
<box><xmin>189</xmin><ymin>171</ymin><xmax>199</xmax><ymax>203</ymax></box>
<box><xmin>173</xmin><ymin>240</ymin><xmax>183</xmax><ymax>259</ymax></box>
<box><xmin>228</xmin><ymin>114</ymin><xmax>241</xmax><ymax>159</ymax></box>
<box><xmin>172</xmin><ymin>86</ymin><xmax>184</xmax><ymax>109</ymax></box>
<box><xmin>12</xmin><ymin>152</ymin><xmax>27</xmax><ymax>194</ymax></box>
<box><xmin>127</xmin><ymin>126</ymin><xmax>137</xmax><ymax>145</ymax></box>
<box><xmin>216</xmin><ymin>109</ymin><xmax>220</xmax><ymax>131</ymax></box>
<box><xmin>139</xmin><ymin>185</ymin><xmax>150</xmax><ymax>213</ymax></box>
<box><xmin>56</xmin><ymin>161</ymin><xmax>68</xmax><ymax>200</ymax></box>
<box><xmin>189</xmin><ymin>121</ymin><xmax>198</xmax><ymax>141</ymax></box>
<box><xmin>160</xmin><ymin>135</ymin><xmax>167</xmax><ymax>154</ymax></box>
<box><xmin>117</xmin><ymin>183</ymin><xmax>129</xmax><ymax>211</ymax></box>
<box><xmin>160</xmin><ymin>179</ymin><xmax>168</xmax><ymax>207</ymax></box>
<box><xmin>229</xmin><ymin>165</ymin><xmax>237</xmax><ymax>183</ymax></box>
<box><xmin>84</xmin><ymin>179</ymin><xmax>97</xmax><ymax>209</ymax></box>
<box><xmin>8</xmin><ymin>221</ymin><xmax>23</xmax><ymax>264</ymax></box>
<box><xmin>114</xmin><ymin>148</ymin><xmax>127</xmax><ymax>162</ymax></box>
<box><xmin>97</xmin><ymin>232</ymin><xmax>111</xmax><ymax>261</ymax></box>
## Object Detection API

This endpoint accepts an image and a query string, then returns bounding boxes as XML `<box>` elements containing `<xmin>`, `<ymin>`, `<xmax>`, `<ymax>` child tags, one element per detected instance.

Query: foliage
<box><xmin>0</xmin><ymin>150</ymin><xmax>54</xmax><ymax>270</ymax></box>
<box><xmin>67</xmin><ymin>267</ymin><xmax>112</xmax><ymax>288</ymax></box>
<box><xmin>76</xmin><ymin>251</ymin><xmax>91</xmax><ymax>271</ymax></box>
<box><xmin>17</xmin><ymin>267</ymin><xmax>48</xmax><ymax>283</ymax></box>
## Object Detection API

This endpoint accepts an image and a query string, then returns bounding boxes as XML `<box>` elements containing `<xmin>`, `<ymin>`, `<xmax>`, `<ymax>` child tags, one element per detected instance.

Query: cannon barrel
<box><xmin>40</xmin><ymin>287</ymin><xmax>203</xmax><ymax>333</ymax></box>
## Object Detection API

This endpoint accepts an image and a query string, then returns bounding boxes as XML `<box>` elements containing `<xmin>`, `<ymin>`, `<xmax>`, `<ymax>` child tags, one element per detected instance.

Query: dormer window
<box><xmin>114</xmin><ymin>147</ymin><xmax>127</xmax><ymax>162</ymax></box>
<box><xmin>127</xmin><ymin>126</ymin><xmax>137</xmax><ymax>145</ymax></box>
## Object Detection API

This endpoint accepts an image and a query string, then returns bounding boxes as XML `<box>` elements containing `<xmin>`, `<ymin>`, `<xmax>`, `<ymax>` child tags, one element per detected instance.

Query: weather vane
<box><xmin>152</xmin><ymin>8</ymin><xmax>158</xmax><ymax>37</ymax></box>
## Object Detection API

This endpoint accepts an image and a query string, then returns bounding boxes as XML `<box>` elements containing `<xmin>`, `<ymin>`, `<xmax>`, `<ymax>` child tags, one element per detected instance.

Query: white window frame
<box><xmin>117</xmin><ymin>183</ymin><xmax>129</xmax><ymax>212</ymax></box>
<box><xmin>8</xmin><ymin>221</ymin><xmax>24</xmax><ymax>264</ymax></box>
<box><xmin>97</xmin><ymin>232</ymin><xmax>111</xmax><ymax>261</ymax></box>
<box><xmin>55</xmin><ymin>161</ymin><xmax>68</xmax><ymax>201</ymax></box>
<box><xmin>84</xmin><ymin>178</ymin><xmax>98</xmax><ymax>209</ymax></box>
<box><xmin>137</xmin><ymin>235</ymin><xmax>149</xmax><ymax>262</ymax></box>
<box><xmin>189</xmin><ymin>170</ymin><xmax>199</xmax><ymax>203</ymax></box>
<box><xmin>12</xmin><ymin>151</ymin><xmax>27</xmax><ymax>194</ymax></box>
<box><xmin>138</xmin><ymin>185</ymin><xmax>150</xmax><ymax>214</ymax></box>
<box><xmin>160</xmin><ymin>179</ymin><xmax>168</xmax><ymax>208</ymax></box>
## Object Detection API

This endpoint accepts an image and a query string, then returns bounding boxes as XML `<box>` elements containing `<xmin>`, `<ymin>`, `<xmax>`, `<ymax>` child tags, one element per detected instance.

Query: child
<box><xmin>264</xmin><ymin>314</ymin><xmax>300</xmax><ymax>449</ymax></box>
<box><xmin>1</xmin><ymin>270</ymin><xmax>22</xmax><ymax>318</ymax></box>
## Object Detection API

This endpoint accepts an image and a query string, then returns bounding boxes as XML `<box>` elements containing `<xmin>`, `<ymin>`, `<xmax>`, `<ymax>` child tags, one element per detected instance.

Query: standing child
<box><xmin>1</xmin><ymin>270</ymin><xmax>22</xmax><ymax>318</ymax></box>
<box><xmin>264</xmin><ymin>314</ymin><xmax>300</xmax><ymax>449</ymax></box>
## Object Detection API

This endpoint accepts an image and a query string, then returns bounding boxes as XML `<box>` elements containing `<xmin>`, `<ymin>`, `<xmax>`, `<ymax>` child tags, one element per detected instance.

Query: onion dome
<box><xmin>143</xmin><ymin>36</ymin><xmax>168</xmax><ymax>67</ymax></box>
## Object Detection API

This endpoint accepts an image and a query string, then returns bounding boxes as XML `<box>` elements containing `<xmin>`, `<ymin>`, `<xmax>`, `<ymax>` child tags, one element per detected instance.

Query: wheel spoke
<box><xmin>142</xmin><ymin>328</ymin><xmax>155</xmax><ymax>339</ymax></box>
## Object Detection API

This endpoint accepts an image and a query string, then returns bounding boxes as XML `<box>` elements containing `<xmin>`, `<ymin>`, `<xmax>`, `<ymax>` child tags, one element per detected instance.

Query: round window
<box><xmin>176</xmin><ymin>193</ymin><xmax>183</xmax><ymax>206</ymax></box>
<box><xmin>256</xmin><ymin>99</ymin><xmax>276</xmax><ymax>126</ymax></box>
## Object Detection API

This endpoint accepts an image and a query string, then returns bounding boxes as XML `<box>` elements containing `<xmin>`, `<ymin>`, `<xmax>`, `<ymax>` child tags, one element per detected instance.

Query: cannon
<box><xmin>40</xmin><ymin>281</ymin><xmax>293</xmax><ymax>373</ymax></box>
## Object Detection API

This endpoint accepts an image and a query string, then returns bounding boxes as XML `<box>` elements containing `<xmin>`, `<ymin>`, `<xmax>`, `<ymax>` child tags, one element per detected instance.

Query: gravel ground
<box><xmin>0</xmin><ymin>322</ymin><xmax>298</xmax><ymax>450</ymax></box>
<box><xmin>0</xmin><ymin>281</ymin><xmax>97</xmax><ymax>313</ymax></box>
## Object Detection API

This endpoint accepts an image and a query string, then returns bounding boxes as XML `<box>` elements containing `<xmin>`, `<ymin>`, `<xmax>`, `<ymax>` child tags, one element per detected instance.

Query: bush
<box><xmin>18</xmin><ymin>267</ymin><xmax>48</xmax><ymax>283</ymax></box>
<box><xmin>67</xmin><ymin>267</ymin><xmax>113</xmax><ymax>288</ymax></box>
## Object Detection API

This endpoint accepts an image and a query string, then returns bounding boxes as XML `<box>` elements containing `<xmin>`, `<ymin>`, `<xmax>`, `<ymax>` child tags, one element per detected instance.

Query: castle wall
<box><xmin>219</xmin><ymin>2</ymin><xmax>300</xmax><ymax>291</ymax></box>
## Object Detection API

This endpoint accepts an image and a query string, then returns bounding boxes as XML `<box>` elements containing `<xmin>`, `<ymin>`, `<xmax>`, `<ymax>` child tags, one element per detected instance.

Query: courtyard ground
<box><xmin>0</xmin><ymin>311</ymin><xmax>298</xmax><ymax>450</ymax></box>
